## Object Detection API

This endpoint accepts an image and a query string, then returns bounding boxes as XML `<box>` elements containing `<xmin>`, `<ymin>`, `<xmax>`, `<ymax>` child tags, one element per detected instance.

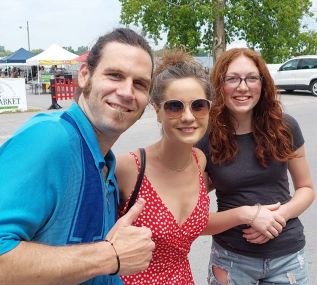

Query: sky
<box><xmin>0</xmin><ymin>0</ymin><xmax>126</xmax><ymax>51</ymax></box>
<box><xmin>1</xmin><ymin>0</ymin><xmax>317</xmax><ymax>53</ymax></box>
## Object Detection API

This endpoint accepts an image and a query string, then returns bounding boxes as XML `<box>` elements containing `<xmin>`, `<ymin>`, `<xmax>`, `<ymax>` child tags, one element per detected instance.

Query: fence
<box><xmin>48</xmin><ymin>78</ymin><xmax>78</xmax><ymax>109</ymax></box>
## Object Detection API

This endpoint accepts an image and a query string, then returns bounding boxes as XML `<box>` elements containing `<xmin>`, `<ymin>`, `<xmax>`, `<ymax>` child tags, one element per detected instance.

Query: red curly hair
<box><xmin>209</xmin><ymin>48</ymin><xmax>295</xmax><ymax>167</ymax></box>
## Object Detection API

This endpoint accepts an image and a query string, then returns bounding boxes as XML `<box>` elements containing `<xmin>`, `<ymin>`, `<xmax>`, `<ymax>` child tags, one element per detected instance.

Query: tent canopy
<box><xmin>26</xmin><ymin>43</ymin><xmax>78</xmax><ymax>65</ymax></box>
<box><xmin>74</xmin><ymin>51</ymin><xmax>89</xmax><ymax>63</ymax></box>
<box><xmin>0</xmin><ymin>48</ymin><xmax>34</xmax><ymax>63</ymax></box>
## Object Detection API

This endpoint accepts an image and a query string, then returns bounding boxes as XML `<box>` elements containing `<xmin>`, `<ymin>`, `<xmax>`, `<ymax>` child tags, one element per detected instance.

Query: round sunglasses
<box><xmin>161</xmin><ymin>99</ymin><xmax>212</xmax><ymax>119</ymax></box>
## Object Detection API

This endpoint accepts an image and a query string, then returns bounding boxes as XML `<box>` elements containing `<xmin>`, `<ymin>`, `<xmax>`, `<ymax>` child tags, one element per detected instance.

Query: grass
<box><xmin>0</xmin><ymin>107</ymin><xmax>42</xmax><ymax>114</ymax></box>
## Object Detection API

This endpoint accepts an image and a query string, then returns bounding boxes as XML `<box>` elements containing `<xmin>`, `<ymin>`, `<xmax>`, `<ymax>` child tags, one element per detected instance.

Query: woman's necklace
<box><xmin>159</xmin><ymin>153</ymin><xmax>193</xmax><ymax>172</ymax></box>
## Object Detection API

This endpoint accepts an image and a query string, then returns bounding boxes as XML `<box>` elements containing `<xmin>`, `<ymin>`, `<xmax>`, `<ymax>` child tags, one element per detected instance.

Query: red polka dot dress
<box><xmin>120</xmin><ymin>150</ymin><xmax>210</xmax><ymax>285</ymax></box>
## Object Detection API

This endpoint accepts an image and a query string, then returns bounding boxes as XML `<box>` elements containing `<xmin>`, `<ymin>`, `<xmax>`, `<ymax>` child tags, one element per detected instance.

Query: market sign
<box><xmin>0</xmin><ymin>78</ymin><xmax>27</xmax><ymax>113</ymax></box>
<box><xmin>41</xmin><ymin>74</ymin><xmax>52</xmax><ymax>83</ymax></box>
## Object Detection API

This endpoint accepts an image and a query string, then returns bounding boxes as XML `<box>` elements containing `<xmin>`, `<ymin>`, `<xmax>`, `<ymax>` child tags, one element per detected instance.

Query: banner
<box><xmin>0</xmin><ymin>78</ymin><xmax>27</xmax><ymax>113</ymax></box>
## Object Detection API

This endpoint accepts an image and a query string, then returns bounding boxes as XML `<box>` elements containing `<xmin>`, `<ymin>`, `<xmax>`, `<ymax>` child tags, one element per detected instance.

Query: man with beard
<box><xmin>0</xmin><ymin>28</ymin><xmax>155</xmax><ymax>285</ymax></box>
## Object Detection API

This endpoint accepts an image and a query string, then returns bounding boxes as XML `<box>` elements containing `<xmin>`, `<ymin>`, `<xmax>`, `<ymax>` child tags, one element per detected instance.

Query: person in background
<box><xmin>11</xmin><ymin>67</ymin><xmax>18</xmax><ymax>78</ymax></box>
<box><xmin>0</xmin><ymin>28</ymin><xmax>155</xmax><ymax>285</ymax></box>
<box><xmin>38</xmin><ymin>65</ymin><xmax>45</xmax><ymax>76</ymax></box>
<box><xmin>50</xmin><ymin>64</ymin><xmax>57</xmax><ymax>74</ymax></box>
<box><xmin>116</xmin><ymin>49</ymin><xmax>211</xmax><ymax>284</ymax></box>
<box><xmin>197</xmin><ymin>48</ymin><xmax>314</xmax><ymax>285</ymax></box>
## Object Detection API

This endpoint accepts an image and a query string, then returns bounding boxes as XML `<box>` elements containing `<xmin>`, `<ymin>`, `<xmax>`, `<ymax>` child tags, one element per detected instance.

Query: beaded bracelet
<box><xmin>105</xmin><ymin>239</ymin><xmax>120</xmax><ymax>275</ymax></box>
<box><xmin>248</xmin><ymin>203</ymin><xmax>261</xmax><ymax>226</ymax></box>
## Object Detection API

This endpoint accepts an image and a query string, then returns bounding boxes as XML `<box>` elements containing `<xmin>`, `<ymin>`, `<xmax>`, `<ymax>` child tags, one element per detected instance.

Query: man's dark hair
<box><xmin>87</xmin><ymin>28</ymin><xmax>154</xmax><ymax>76</ymax></box>
<box><xmin>74</xmin><ymin>28</ymin><xmax>154</xmax><ymax>101</ymax></box>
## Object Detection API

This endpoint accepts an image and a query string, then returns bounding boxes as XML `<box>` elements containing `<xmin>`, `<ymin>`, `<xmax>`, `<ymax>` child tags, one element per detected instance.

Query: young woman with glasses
<box><xmin>115</xmin><ymin>49</ymin><xmax>211</xmax><ymax>284</ymax></box>
<box><xmin>197</xmin><ymin>48</ymin><xmax>314</xmax><ymax>284</ymax></box>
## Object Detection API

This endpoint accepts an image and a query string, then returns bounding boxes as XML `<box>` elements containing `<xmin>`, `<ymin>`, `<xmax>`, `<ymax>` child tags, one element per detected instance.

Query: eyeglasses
<box><xmin>224</xmin><ymin>75</ymin><xmax>263</xmax><ymax>89</ymax></box>
<box><xmin>161</xmin><ymin>99</ymin><xmax>212</xmax><ymax>119</ymax></box>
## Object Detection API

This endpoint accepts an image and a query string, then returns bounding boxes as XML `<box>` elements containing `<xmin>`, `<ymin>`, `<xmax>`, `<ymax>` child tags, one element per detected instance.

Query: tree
<box><xmin>293</xmin><ymin>31</ymin><xmax>317</xmax><ymax>55</ymax></box>
<box><xmin>0</xmin><ymin>45</ymin><xmax>12</xmax><ymax>57</ymax></box>
<box><xmin>119</xmin><ymin>0</ymin><xmax>314</xmax><ymax>63</ymax></box>
<box><xmin>226</xmin><ymin>0</ymin><xmax>314</xmax><ymax>62</ymax></box>
<box><xmin>31</xmin><ymin>48</ymin><xmax>43</xmax><ymax>55</ymax></box>
<box><xmin>63</xmin><ymin>46</ymin><xmax>76</xmax><ymax>54</ymax></box>
<box><xmin>76</xmin><ymin>46</ymin><xmax>89</xmax><ymax>55</ymax></box>
<box><xmin>212</xmin><ymin>0</ymin><xmax>225</xmax><ymax>60</ymax></box>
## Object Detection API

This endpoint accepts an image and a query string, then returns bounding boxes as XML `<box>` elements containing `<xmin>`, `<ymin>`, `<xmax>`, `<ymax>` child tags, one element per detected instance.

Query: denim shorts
<box><xmin>207</xmin><ymin>241</ymin><xmax>309</xmax><ymax>285</ymax></box>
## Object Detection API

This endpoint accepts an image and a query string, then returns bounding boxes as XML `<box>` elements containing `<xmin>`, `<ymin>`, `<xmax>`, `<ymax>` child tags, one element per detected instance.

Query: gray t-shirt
<box><xmin>197</xmin><ymin>114</ymin><xmax>305</xmax><ymax>258</ymax></box>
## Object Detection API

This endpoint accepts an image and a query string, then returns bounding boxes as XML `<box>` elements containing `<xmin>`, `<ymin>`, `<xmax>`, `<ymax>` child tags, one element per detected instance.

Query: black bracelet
<box><xmin>105</xmin><ymin>239</ymin><xmax>120</xmax><ymax>275</ymax></box>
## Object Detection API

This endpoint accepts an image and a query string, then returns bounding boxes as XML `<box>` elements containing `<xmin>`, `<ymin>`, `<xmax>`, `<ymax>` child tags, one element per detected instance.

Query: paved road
<box><xmin>1</xmin><ymin>91</ymin><xmax>316</xmax><ymax>283</ymax></box>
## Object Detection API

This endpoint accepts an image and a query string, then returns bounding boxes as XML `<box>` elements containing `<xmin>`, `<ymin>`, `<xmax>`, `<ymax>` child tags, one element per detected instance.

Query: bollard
<box><xmin>48</xmin><ymin>79</ymin><xmax>62</xmax><ymax>110</ymax></box>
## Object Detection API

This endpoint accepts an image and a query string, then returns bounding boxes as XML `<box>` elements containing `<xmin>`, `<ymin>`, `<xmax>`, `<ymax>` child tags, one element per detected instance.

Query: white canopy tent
<box><xmin>26</xmin><ymin>44</ymin><xmax>78</xmax><ymax>94</ymax></box>
<box><xmin>26</xmin><ymin>43</ymin><xmax>78</xmax><ymax>65</ymax></box>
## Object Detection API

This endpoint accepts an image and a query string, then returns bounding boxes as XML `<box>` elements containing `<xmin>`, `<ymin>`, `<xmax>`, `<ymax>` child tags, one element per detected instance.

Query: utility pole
<box><xmin>19</xmin><ymin>21</ymin><xmax>31</xmax><ymax>51</ymax></box>
<box><xmin>27</xmin><ymin>21</ymin><xmax>30</xmax><ymax>51</ymax></box>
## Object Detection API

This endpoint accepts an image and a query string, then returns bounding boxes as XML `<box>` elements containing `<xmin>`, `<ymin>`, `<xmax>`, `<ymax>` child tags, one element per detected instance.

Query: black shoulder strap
<box><xmin>126</xmin><ymin>148</ymin><xmax>146</xmax><ymax>212</ymax></box>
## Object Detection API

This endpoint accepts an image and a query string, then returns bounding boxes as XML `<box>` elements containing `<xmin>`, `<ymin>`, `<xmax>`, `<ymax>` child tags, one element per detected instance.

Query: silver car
<box><xmin>271</xmin><ymin>55</ymin><xmax>317</xmax><ymax>96</ymax></box>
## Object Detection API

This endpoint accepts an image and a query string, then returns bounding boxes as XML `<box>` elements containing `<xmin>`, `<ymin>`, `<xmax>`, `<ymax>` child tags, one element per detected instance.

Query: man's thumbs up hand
<box><xmin>105</xmin><ymin>198</ymin><xmax>146</xmax><ymax>240</ymax></box>
<box><xmin>105</xmin><ymin>198</ymin><xmax>154</xmax><ymax>275</ymax></box>
<box><xmin>120</xmin><ymin>198</ymin><xmax>146</xmax><ymax>226</ymax></box>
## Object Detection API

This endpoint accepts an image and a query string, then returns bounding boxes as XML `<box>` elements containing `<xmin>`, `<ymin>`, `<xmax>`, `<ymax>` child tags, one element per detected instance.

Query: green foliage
<box><xmin>0</xmin><ymin>45</ymin><xmax>89</xmax><ymax>57</ymax></box>
<box><xmin>77</xmin><ymin>46</ymin><xmax>89</xmax><ymax>55</ymax></box>
<box><xmin>63</xmin><ymin>46</ymin><xmax>89</xmax><ymax>55</ymax></box>
<box><xmin>31</xmin><ymin>49</ymin><xmax>43</xmax><ymax>55</ymax></box>
<box><xmin>196</xmin><ymin>47</ymin><xmax>210</xmax><ymax>56</ymax></box>
<box><xmin>0</xmin><ymin>45</ymin><xmax>12</xmax><ymax>57</ymax></box>
<box><xmin>119</xmin><ymin>0</ymin><xmax>214</xmax><ymax>53</ymax></box>
<box><xmin>63</xmin><ymin>46</ymin><xmax>76</xmax><ymax>54</ymax></box>
<box><xmin>119</xmin><ymin>0</ymin><xmax>316</xmax><ymax>62</ymax></box>
<box><xmin>0</xmin><ymin>52</ymin><xmax>10</xmax><ymax>57</ymax></box>
<box><xmin>227</xmin><ymin>0</ymin><xmax>313</xmax><ymax>62</ymax></box>
<box><xmin>293</xmin><ymin>31</ymin><xmax>317</xmax><ymax>56</ymax></box>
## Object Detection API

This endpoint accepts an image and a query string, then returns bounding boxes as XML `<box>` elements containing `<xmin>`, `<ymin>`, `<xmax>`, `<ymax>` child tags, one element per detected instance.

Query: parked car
<box><xmin>271</xmin><ymin>55</ymin><xmax>317</xmax><ymax>96</ymax></box>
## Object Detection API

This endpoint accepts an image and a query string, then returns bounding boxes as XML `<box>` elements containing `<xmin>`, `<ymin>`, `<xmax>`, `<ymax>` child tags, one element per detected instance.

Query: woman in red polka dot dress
<box><xmin>115</xmin><ymin>50</ymin><xmax>211</xmax><ymax>284</ymax></box>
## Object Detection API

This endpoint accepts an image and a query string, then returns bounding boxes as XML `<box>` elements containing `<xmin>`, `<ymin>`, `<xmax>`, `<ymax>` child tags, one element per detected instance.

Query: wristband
<box><xmin>105</xmin><ymin>239</ymin><xmax>120</xmax><ymax>275</ymax></box>
<box><xmin>248</xmin><ymin>203</ymin><xmax>261</xmax><ymax>225</ymax></box>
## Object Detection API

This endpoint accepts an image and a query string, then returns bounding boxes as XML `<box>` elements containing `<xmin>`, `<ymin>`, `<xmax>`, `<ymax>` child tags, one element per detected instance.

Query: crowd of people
<box><xmin>0</xmin><ymin>66</ymin><xmax>21</xmax><ymax>78</ymax></box>
<box><xmin>0</xmin><ymin>65</ymin><xmax>71</xmax><ymax>81</ymax></box>
<box><xmin>0</xmin><ymin>27</ymin><xmax>314</xmax><ymax>285</ymax></box>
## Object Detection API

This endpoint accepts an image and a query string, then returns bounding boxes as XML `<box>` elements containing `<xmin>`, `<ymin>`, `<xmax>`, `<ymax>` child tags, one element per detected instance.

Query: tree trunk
<box><xmin>212</xmin><ymin>0</ymin><xmax>226</xmax><ymax>61</ymax></box>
